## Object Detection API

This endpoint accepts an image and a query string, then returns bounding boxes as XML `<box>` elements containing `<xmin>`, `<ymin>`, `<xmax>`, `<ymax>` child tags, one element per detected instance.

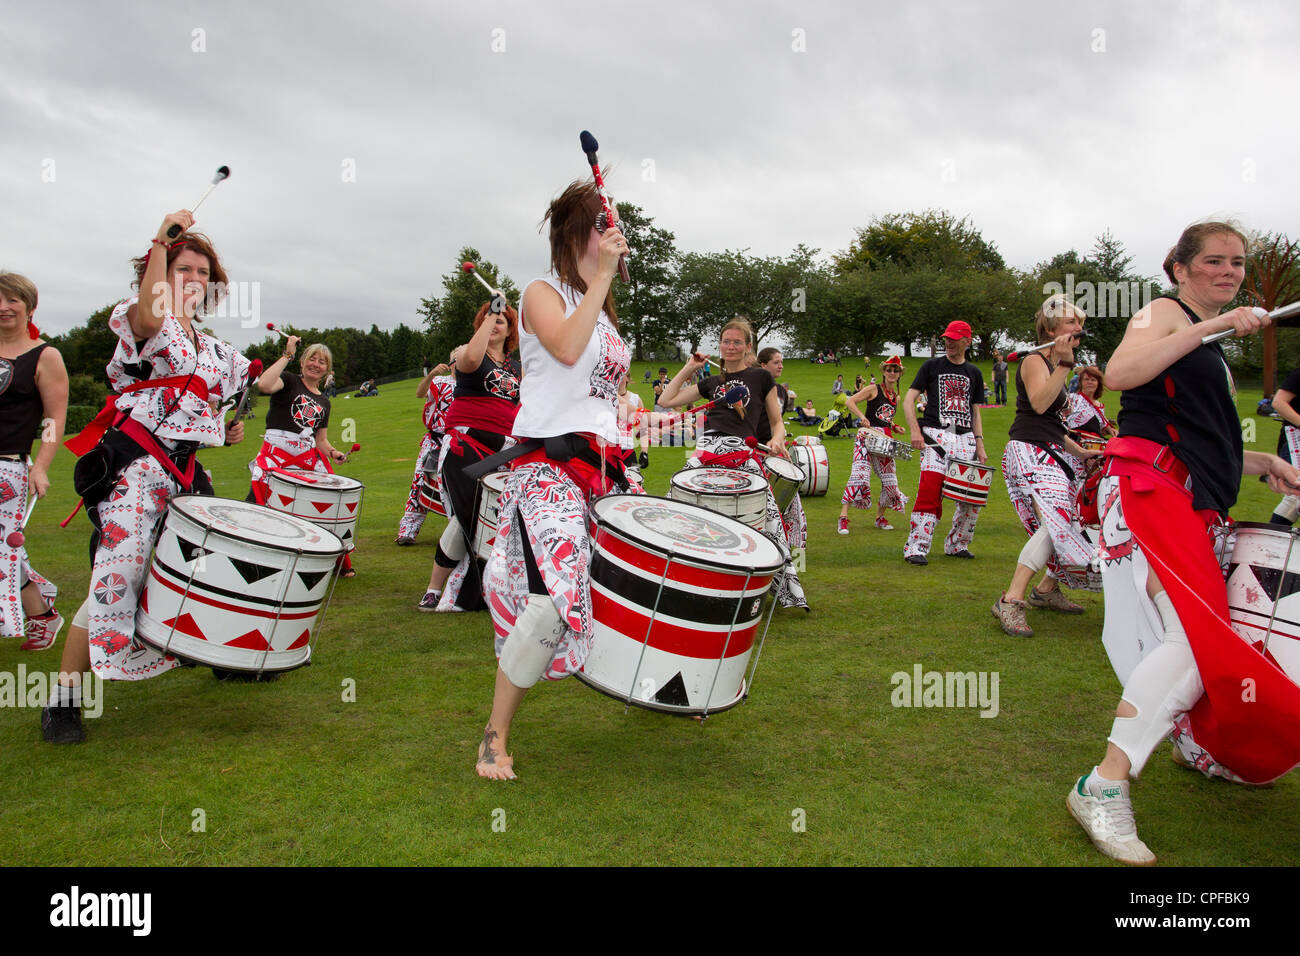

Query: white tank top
<box><xmin>513</xmin><ymin>277</ymin><xmax>630</xmax><ymax>442</ymax></box>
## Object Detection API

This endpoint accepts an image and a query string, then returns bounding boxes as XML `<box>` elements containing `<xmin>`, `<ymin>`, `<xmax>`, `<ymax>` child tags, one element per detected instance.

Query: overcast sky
<box><xmin>3</xmin><ymin>0</ymin><xmax>1296</xmax><ymax>349</ymax></box>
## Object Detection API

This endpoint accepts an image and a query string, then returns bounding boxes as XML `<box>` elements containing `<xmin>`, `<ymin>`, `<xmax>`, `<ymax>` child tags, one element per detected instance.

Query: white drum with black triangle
<box><xmin>136</xmin><ymin>496</ymin><xmax>346</xmax><ymax>673</ymax></box>
<box><xmin>266</xmin><ymin>469</ymin><xmax>364</xmax><ymax>551</ymax></box>
<box><xmin>1222</xmin><ymin>522</ymin><xmax>1300</xmax><ymax>686</ymax></box>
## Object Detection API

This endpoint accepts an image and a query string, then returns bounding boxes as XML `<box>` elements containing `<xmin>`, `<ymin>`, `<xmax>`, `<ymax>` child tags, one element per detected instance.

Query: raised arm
<box><xmin>258</xmin><ymin>335</ymin><xmax>299</xmax><ymax>394</ymax></box>
<box><xmin>522</xmin><ymin>228</ymin><xmax>625</xmax><ymax>366</ymax></box>
<box><xmin>658</xmin><ymin>354</ymin><xmax>708</xmax><ymax>409</ymax></box>
<box><xmin>130</xmin><ymin>210</ymin><xmax>194</xmax><ymax>340</ymax></box>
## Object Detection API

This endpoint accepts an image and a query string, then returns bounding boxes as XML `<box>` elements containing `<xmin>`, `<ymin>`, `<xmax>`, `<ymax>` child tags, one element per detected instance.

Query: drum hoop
<box><xmin>670</xmin><ymin>469</ymin><xmax>767</xmax><ymax>495</ymax></box>
<box><xmin>593</xmin><ymin>498</ymin><xmax>784</xmax><ymax>574</ymax></box>
<box><xmin>268</xmin><ymin>469</ymin><xmax>364</xmax><ymax>491</ymax></box>
<box><xmin>171</xmin><ymin>496</ymin><xmax>347</xmax><ymax>557</ymax></box>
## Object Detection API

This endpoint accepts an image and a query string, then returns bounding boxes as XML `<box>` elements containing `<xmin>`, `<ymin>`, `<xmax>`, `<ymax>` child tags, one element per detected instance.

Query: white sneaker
<box><xmin>1067</xmin><ymin>771</ymin><xmax>1156</xmax><ymax>866</ymax></box>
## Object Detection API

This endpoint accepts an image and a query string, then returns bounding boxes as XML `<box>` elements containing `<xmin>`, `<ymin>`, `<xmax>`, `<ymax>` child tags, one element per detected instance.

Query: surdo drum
<box><xmin>135</xmin><ymin>496</ymin><xmax>346</xmax><ymax>674</ymax></box>
<box><xmin>1219</xmin><ymin>522</ymin><xmax>1300</xmax><ymax>684</ymax></box>
<box><xmin>584</xmin><ymin>495</ymin><xmax>785</xmax><ymax>715</ymax></box>
<box><xmin>940</xmin><ymin>457</ymin><xmax>997</xmax><ymax>507</ymax></box>
<box><xmin>788</xmin><ymin>442</ymin><xmax>829</xmax><ymax>497</ymax></box>
<box><xmin>473</xmin><ymin>472</ymin><xmax>509</xmax><ymax>561</ymax></box>
<box><xmin>267</xmin><ymin>469</ymin><xmax>364</xmax><ymax>551</ymax></box>
<box><xmin>417</xmin><ymin>468</ymin><xmax>447</xmax><ymax>518</ymax></box>
<box><xmin>764</xmin><ymin>456</ymin><xmax>806</xmax><ymax>514</ymax></box>
<box><xmin>668</xmin><ymin>467</ymin><xmax>768</xmax><ymax>530</ymax></box>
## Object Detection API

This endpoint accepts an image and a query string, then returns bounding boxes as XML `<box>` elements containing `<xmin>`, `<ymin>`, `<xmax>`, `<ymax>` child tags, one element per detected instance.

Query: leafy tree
<box><xmin>419</xmin><ymin>247</ymin><xmax>520</xmax><ymax>364</ymax></box>
<box><xmin>676</xmin><ymin>245</ymin><xmax>825</xmax><ymax>352</ymax></box>
<box><xmin>833</xmin><ymin>209</ymin><xmax>1005</xmax><ymax>276</ymax></box>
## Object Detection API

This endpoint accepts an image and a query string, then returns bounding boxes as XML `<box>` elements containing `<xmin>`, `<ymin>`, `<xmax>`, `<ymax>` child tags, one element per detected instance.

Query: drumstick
<box><xmin>5</xmin><ymin>495</ymin><xmax>36</xmax><ymax>548</ymax></box>
<box><xmin>167</xmin><ymin>166</ymin><xmax>230</xmax><ymax>239</ymax></box>
<box><xmin>578</xmin><ymin>130</ymin><xmax>632</xmax><ymax>282</ymax></box>
<box><xmin>341</xmin><ymin>442</ymin><xmax>361</xmax><ymax>463</ymax></box>
<box><xmin>1006</xmin><ymin>331</ymin><xmax>1085</xmax><ymax>362</ymax></box>
<box><xmin>1201</xmin><ymin>302</ymin><xmax>1300</xmax><ymax>345</ymax></box>
<box><xmin>461</xmin><ymin>261</ymin><xmax>509</xmax><ymax>313</ymax></box>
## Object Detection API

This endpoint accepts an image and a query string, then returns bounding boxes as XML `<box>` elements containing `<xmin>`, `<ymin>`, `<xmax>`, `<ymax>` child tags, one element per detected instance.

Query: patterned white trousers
<box><xmin>0</xmin><ymin>457</ymin><xmax>57</xmax><ymax>639</ymax></box>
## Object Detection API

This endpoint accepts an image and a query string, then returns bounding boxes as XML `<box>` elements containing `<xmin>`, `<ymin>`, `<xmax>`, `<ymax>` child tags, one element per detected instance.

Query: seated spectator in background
<box><xmin>355</xmin><ymin>379</ymin><xmax>379</xmax><ymax>397</ymax></box>
<box><xmin>794</xmin><ymin>400</ymin><xmax>822</xmax><ymax>426</ymax></box>
<box><xmin>832</xmin><ymin>374</ymin><xmax>845</xmax><ymax>395</ymax></box>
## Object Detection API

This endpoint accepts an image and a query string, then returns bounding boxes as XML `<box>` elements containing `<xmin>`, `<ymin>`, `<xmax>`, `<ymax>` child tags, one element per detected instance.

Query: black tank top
<box><xmin>0</xmin><ymin>344</ymin><xmax>48</xmax><ymax>454</ymax></box>
<box><xmin>1007</xmin><ymin>352</ymin><xmax>1068</xmax><ymax>445</ymax></box>
<box><xmin>454</xmin><ymin>354</ymin><xmax>521</xmax><ymax>404</ymax></box>
<box><xmin>1117</xmin><ymin>297</ymin><xmax>1242</xmax><ymax>514</ymax></box>
<box><xmin>265</xmin><ymin>372</ymin><xmax>331</xmax><ymax>434</ymax></box>
<box><xmin>863</xmin><ymin>384</ymin><xmax>899</xmax><ymax>431</ymax></box>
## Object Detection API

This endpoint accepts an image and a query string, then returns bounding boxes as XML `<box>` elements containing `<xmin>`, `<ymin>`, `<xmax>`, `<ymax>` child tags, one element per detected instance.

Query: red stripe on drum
<box><xmin>591</xmin><ymin>587</ymin><xmax>758</xmax><ymax>659</ymax></box>
<box><xmin>148</xmin><ymin>566</ymin><xmax>323</xmax><ymax>621</ymax></box>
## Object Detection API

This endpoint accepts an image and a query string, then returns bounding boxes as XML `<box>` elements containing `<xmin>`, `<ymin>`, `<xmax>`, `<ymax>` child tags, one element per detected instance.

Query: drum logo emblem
<box><xmin>631</xmin><ymin>506</ymin><xmax>742</xmax><ymax>549</ymax></box>
<box><xmin>94</xmin><ymin>572</ymin><xmax>130</xmax><ymax>605</ymax></box>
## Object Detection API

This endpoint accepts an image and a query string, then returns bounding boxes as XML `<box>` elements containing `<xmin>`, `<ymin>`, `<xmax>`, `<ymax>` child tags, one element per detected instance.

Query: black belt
<box><xmin>463</xmin><ymin>434</ymin><xmax>628</xmax><ymax>489</ymax></box>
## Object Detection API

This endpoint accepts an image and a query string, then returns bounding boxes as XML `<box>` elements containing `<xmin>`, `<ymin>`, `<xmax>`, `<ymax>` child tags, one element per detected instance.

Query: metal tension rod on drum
<box><xmin>701</xmin><ymin>567</ymin><xmax>754</xmax><ymax>722</ymax></box>
<box><xmin>625</xmin><ymin>551</ymin><xmax>676</xmax><ymax>715</ymax></box>
<box><xmin>743</xmin><ymin>587</ymin><xmax>781</xmax><ymax>704</ymax></box>
<box><xmin>1262</xmin><ymin>529</ymin><xmax>1297</xmax><ymax>656</ymax></box>
<box><xmin>259</xmin><ymin>546</ymin><xmax>302</xmax><ymax>679</ymax></box>
<box><xmin>163</xmin><ymin>522</ymin><xmax>217</xmax><ymax>661</ymax></box>
<box><xmin>1200</xmin><ymin>301</ymin><xmax>1300</xmax><ymax>346</ymax></box>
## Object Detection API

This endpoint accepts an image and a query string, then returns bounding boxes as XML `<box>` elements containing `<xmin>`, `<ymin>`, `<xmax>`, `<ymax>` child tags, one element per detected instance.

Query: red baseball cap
<box><xmin>941</xmin><ymin>321</ymin><xmax>972</xmax><ymax>340</ymax></box>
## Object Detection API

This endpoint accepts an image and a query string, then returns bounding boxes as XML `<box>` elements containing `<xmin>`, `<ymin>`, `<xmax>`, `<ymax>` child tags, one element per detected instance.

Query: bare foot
<box><xmin>475</xmin><ymin>725</ymin><xmax>516</xmax><ymax>780</ymax></box>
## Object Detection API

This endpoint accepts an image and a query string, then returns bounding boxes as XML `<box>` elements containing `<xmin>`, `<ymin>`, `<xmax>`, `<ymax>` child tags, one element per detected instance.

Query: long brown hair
<box><xmin>541</xmin><ymin>180</ymin><xmax>618</xmax><ymax>329</ymax></box>
<box><xmin>130</xmin><ymin>231</ymin><xmax>230</xmax><ymax>312</ymax></box>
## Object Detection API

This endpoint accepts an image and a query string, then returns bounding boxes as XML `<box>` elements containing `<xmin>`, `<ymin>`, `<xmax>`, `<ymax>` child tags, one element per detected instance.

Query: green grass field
<box><xmin>1</xmin><ymin>356</ymin><xmax>1295</xmax><ymax>867</ymax></box>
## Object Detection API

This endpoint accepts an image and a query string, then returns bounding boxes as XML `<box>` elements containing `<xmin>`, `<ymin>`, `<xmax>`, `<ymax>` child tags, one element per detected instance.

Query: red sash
<box><xmin>65</xmin><ymin>375</ymin><xmax>210</xmax><ymax>457</ymax></box>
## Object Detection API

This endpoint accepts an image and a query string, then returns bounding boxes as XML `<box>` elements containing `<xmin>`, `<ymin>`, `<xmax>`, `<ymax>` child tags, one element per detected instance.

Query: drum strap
<box><xmin>118</xmin><ymin>416</ymin><xmax>199</xmax><ymax>491</ymax></box>
<box><xmin>1030</xmin><ymin>442</ymin><xmax>1075</xmax><ymax>483</ymax></box>
<box><xmin>65</xmin><ymin>375</ymin><xmax>210</xmax><ymax>457</ymax></box>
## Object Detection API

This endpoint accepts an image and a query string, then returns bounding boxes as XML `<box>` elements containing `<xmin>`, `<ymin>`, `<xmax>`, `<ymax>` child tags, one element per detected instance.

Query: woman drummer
<box><xmin>248</xmin><ymin>335</ymin><xmax>355</xmax><ymax>575</ymax></box>
<box><xmin>0</xmin><ymin>272</ymin><xmax>68</xmax><ymax>649</ymax></box>
<box><xmin>991</xmin><ymin>296</ymin><xmax>1100</xmax><ymax>638</ymax></box>
<box><xmin>474</xmin><ymin>181</ymin><xmax>630</xmax><ymax>779</ymax></box>
<box><xmin>1066</xmin><ymin>365</ymin><xmax>1117</xmax><ymax>441</ymax></box>
<box><xmin>658</xmin><ymin>318</ymin><xmax>808</xmax><ymax>609</ymax></box>
<box><xmin>43</xmin><ymin>210</ymin><xmax>256</xmax><ymax>742</ymax></box>
<box><xmin>419</xmin><ymin>299</ymin><xmax>520</xmax><ymax>612</ymax></box>
<box><xmin>1067</xmin><ymin>221</ymin><xmax>1300</xmax><ymax>864</ymax></box>
<box><xmin>395</xmin><ymin>359</ymin><xmax>454</xmax><ymax>545</ymax></box>
<box><xmin>837</xmin><ymin>355</ymin><xmax>908</xmax><ymax>534</ymax></box>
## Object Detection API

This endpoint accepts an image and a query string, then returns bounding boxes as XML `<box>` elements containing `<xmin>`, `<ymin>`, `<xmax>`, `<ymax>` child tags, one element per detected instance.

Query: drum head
<box><xmin>481</xmin><ymin>472</ymin><xmax>511</xmax><ymax>492</ymax></box>
<box><xmin>270</xmin><ymin>469</ymin><xmax>364</xmax><ymax>492</ymax></box>
<box><xmin>766</xmin><ymin>457</ymin><xmax>805</xmax><ymax>482</ymax></box>
<box><xmin>169</xmin><ymin>496</ymin><xmax>346</xmax><ymax>555</ymax></box>
<box><xmin>670</xmin><ymin>467</ymin><xmax>767</xmax><ymax>496</ymax></box>
<box><xmin>593</xmin><ymin>495</ymin><xmax>783</xmax><ymax>572</ymax></box>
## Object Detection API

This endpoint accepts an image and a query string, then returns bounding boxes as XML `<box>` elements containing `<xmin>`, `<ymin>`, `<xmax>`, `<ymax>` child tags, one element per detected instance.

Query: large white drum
<box><xmin>136</xmin><ymin>496</ymin><xmax>346</xmax><ymax>674</ymax></box>
<box><xmin>1222</xmin><ymin>522</ymin><xmax>1300</xmax><ymax>683</ymax></box>
<box><xmin>473</xmin><ymin>472</ymin><xmax>510</xmax><ymax>561</ymax></box>
<box><xmin>584</xmin><ymin>495</ymin><xmax>785</xmax><ymax>715</ymax></box>
<box><xmin>267</xmin><ymin>469</ymin><xmax>364</xmax><ymax>551</ymax></box>
<box><xmin>788</xmin><ymin>443</ymin><xmax>829</xmax><ymax>496</ymax></box>
<box><xmin>765</xmin><ymin>456</ymin><xmax>805</xmax><ymax>514</ymax></box>
<box><xmin>668</xmin><ymin>467</ymin><xmax>768</xmax><ymax>530</ymax></box>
